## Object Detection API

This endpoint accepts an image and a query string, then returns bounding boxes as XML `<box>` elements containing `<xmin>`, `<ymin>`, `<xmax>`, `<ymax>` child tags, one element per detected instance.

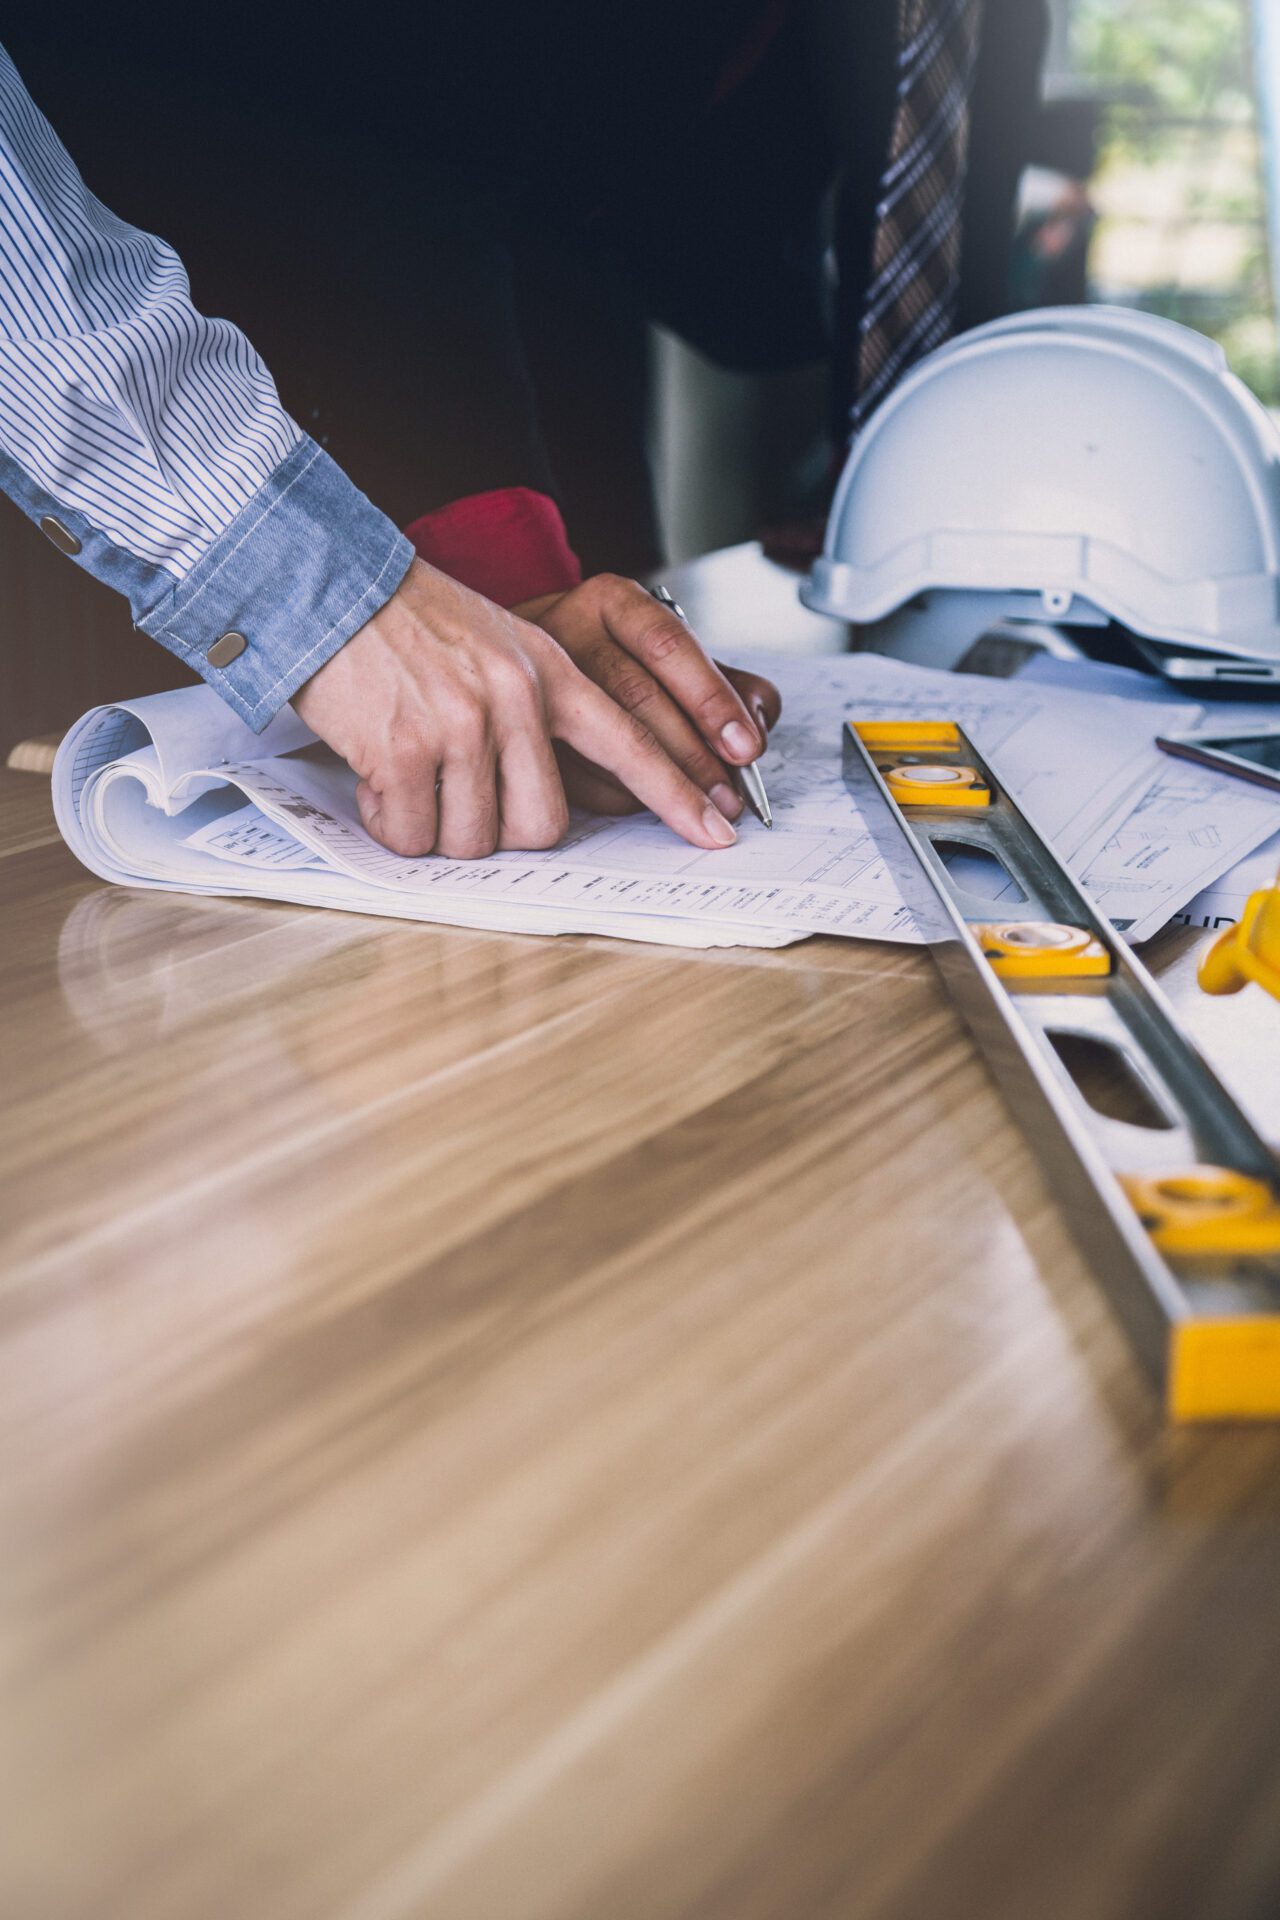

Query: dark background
<box><xmin>0</xmin><ymin>1</ymin><xmax>1045</xmax><ymax>746</ymax></box>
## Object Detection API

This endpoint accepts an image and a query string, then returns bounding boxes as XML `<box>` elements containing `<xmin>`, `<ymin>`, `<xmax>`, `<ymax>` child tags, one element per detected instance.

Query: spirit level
<box><xmin>845</xmin><ymin>719</ymin><xmax>1280</xmax><ymax>1422</ymax></box>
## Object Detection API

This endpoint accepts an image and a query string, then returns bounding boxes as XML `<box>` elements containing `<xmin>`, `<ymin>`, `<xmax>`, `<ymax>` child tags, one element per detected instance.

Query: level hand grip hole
<box><xmin>933</xmin><ymin>838</ymin><xmax>1027</xmax><ymax>904</ymax></box>
<box><xmin>1046</xmin><ymin>1029</ymin><xmax>1176</xmax><ymax>1131</ymax></box>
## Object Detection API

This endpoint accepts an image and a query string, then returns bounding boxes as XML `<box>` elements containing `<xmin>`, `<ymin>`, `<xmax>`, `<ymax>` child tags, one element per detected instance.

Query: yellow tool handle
<box><xmin>1199</xmin><ymin>883</ymin><xmax>1280</xmax><ymax>1002</ymax></box>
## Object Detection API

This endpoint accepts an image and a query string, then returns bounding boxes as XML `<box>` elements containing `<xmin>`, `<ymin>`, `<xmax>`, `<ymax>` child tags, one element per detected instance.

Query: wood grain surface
<box><xmin>5</xmin><ymin>693</ymin><xmax>1280</xmax><ymax>1920</ymax></box>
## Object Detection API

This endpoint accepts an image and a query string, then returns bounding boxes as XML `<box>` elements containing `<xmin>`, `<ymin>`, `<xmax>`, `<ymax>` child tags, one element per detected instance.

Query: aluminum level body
<box><xmin>843</xmin><ymin>719</ymin><xmax>1280</xmax><ymax>1420</ymax></box>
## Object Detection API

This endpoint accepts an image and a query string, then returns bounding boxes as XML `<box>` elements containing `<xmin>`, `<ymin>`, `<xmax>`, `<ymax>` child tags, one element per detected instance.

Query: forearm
<box><xmin>0</xmin><ymin>40</ymin><xmax>411</xmax><ymax>728</ymax></box>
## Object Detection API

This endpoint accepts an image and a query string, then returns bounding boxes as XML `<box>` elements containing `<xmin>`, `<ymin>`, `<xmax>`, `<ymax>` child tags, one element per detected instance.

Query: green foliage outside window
<box><xmin>1072</xmin><ymin>0</ymin><xmax>1279</xmax><ymax>401</ymax></box>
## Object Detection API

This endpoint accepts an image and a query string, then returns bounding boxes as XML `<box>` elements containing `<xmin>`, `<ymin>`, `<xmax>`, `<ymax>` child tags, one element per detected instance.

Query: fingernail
<box><xmin>752</xmin><ymin>699</ymin><xmax>769</xmax><ymax>737</ymax></box>
<box><xmin>721</xmin><ymin>719</ymin><xmax>758</xmax><ymax>762</ymax></box>
<box><xmin>703</xmin><ymin>801</ymin><xmax>737</xmax><ymax>847</ymax></box>
<box><xmin>710</xmin><ymin>780</ymin><xmax>742</xmax><ymax>820</ymax></box>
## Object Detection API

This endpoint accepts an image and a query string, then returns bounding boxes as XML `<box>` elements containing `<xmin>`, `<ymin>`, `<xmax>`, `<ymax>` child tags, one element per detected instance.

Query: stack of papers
<box><xmin>53</xmin><ymin>651</ymin><xmax>1280</xmax><ymax>950</ymax></box>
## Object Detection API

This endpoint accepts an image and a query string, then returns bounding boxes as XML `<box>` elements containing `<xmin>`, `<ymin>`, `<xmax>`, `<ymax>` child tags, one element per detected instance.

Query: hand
<box><xmin>512</xmin><ymin>574</ymin><xmax>781</xmax><ymax>821</ymax></box>
<box><xmin>293</xmin><ymin>558</ymin><xmax>743</xmax><ymax>859</ymax></box>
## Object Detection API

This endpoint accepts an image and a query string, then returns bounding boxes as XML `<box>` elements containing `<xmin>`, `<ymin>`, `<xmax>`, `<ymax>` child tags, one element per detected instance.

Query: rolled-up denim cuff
<box><xmin>138</xmin><ymin>436</ymin><xmax>413</xmax><ymax>732</ymax></box>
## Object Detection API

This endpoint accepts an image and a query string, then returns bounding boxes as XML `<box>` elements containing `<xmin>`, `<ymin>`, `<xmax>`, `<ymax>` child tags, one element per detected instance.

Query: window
<box><xmin>1061</xmin><ymin>0</ymin><xmax>1280</xmax><ymax>401</ymax></box>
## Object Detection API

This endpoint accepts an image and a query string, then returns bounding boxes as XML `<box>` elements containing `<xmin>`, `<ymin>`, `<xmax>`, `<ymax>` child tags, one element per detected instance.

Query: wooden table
<box><xmin>6</xmin><ymin>549</ymin><xmax>1280</xmax><ymax>1920</ymax></box>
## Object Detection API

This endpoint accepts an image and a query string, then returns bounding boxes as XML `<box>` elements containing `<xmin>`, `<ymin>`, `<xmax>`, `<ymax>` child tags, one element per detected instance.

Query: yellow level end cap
<box><xmin>854</xmin><ymin>720</ymin><xmax>961</xmax><ymax>748</ymax></box>
<box><xmin>885</xmin><ymin>763</ymin><xmax>991</xmax><ymax>808</ymax></box>
<box><xmin>1119</xmin><ymin>1167</ymin><xmax>1280</xmax><ymax>1257</ymax></box>
<box><xmin>974</xmin><ymin>922</ymin><xmax>1111</xmax><ymax>979</ymax></box>
<box><xmin>1169</xmin><ymin>1317</ymin><xmax>1280</xmax><ymax>1421</ymax></box>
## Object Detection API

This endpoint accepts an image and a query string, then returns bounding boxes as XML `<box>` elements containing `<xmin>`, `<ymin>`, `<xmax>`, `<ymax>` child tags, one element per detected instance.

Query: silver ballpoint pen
<box><xmin>647</xmin><ymin>584</ymin><xmax>774</xmax><ymax>829</ymax></box>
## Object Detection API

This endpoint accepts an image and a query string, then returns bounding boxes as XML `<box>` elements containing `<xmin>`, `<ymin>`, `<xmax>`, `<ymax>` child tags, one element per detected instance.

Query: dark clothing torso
<box><xmin>7</xmin><ymin>2</ymin><xmax>1046</xmax><ymax>572</ymax></box>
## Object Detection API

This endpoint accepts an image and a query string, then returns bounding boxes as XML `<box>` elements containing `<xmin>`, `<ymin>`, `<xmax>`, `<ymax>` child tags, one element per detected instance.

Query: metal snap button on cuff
<box><xmin>40</xmin><ymin>515</ymin><xmax>81</xmax><ymax>556</ymax></box>
<box><xmin>207</xmin><ymin>630</ymin><xmax>247</xmax><ymax>668</ymax></box>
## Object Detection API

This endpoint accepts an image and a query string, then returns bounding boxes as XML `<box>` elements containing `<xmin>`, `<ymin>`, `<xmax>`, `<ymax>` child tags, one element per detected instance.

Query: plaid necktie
<box><xmin>853</xmin><ymin>0</ymin><xmax>985</xmax><ymax>431</ymax></box>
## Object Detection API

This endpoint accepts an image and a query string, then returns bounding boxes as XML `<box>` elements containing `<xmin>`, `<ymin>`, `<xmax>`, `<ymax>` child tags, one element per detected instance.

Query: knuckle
<box><xmin>448</xmin><ymin>702</ymin><xmax>489</xmax><ymax>756</ymax></box>
<box><xmin>608</xmin><ymin>665</ymin><xmax>659</xmax><ymax>714</ymax></box>
<box><xmin>382</xmin><ymin>823</ymin><xmax>434</xmax><ymax>858</ymax></box>
<box><xmin>697</xmin><ymin>689</ymin><xmax>737</xmax><ymax>729</ymax></box>
<box><xmin>528</xmin><ymin>807</ymin><xmax>569</xmax><ymax>850</ymax></box>
<box><xmin>581</xmin><ymin>639</ymin><xmax>616</xmax><ymax>683</ymax></box>
<box><xmin>566</xmin><ymin>574</ymin><xmax>608</xmax><ymax>616</ymax></box>
<box><xmin>442</xmin><ymin>823</ymin><xmax>498</xmax><ymax>861</ymax></box>
<box><xmin>492</xmin><ymin>650</ymin><xmax>538</xmax><ymax>702</ymax></box>
<box><xmin>382</xmin><ymin>734</ymin><xmax>430</xmax><ymax>783</ymax></box>
<box><xmin>619</xmin><ymin>707</ymin><xmax>660</xmax><ymax>757</ymax></box>
<box><xmin>536</xmin><ymin>643</ymin><xmax>577</xmax><ymax>701</ymax></box>
<box><xmin>511</xmin><ymin>673</ymin><xmax>545</xmax><ymax>727</ymax></box>
<box><xmin>634</xmin><ymin>617</ymin><xmax>686</xmax><ymax>666</ymax></box>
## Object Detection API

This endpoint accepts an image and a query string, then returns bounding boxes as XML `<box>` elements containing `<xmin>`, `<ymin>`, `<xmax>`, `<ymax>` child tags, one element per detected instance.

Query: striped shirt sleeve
<box><xmin>0</xmin><ymin>41</ymin><xmax>412</xmax><ymax>729</ymax></box>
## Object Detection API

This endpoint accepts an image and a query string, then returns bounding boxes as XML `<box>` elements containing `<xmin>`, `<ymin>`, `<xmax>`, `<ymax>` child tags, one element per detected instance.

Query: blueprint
<box><xmin>1170</xmin><ymin>828</ymin><xmax>1280</xmax><ymax>933</ymax></box>
<box><xmin>1018</xmin><ymin>652</ymin><xmax>1280</xmax><ymax>938</ymax></box>
<box><xmin>1077</xmin><ymin>762</ymin><xmax>1280</xmax><ymax>939</ymax></box>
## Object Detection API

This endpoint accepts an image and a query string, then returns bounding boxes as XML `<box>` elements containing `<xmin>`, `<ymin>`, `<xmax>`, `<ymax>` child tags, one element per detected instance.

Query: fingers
<box><xmin>720</xmin><ymin>663</ymin><xmax>782</xmax><ymax>741</ymax></box>
<box><xmin>359</xmin><ymin>744</ymin><xmax>568</xmax><ymax>859</ymax></box>
<box><xmin>496</xmin><ymin>726</ymin><xmax>572</xmax><ymax>850</ymax></box>
<box><xmin>593</xmin><ymin>577</ymin><xmax>764</xmax><ymax>766</ymax></box>
<box><xmin>554</xmin><ymin>742</ymin><xmax>644</xmax><ymax>817</ymax></box>
<box><xmin>549</xmin><ymin>665</ymin><xmax>739</xmax><ymax>850</ymax></box>
<box><xmin>436</xmin><ymin>750</ymin><xmax>501</xmax><ymax>860</ymax></box>
<box><xmin>357</xmin><ymin>768</ymin><xmax>439</xmax><ymax>857</ymax></box>
<box><xmin>581</xmin><ymin>646</ymin><xmax>743</xmax><ymax>821</ymax></box>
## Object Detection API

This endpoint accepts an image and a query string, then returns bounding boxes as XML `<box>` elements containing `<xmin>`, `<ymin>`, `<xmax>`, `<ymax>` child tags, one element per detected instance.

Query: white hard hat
<box><xmin>802</xmin><ymin>306</ymin><xmax>1280</xmax><ymax>661</ymax></box>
